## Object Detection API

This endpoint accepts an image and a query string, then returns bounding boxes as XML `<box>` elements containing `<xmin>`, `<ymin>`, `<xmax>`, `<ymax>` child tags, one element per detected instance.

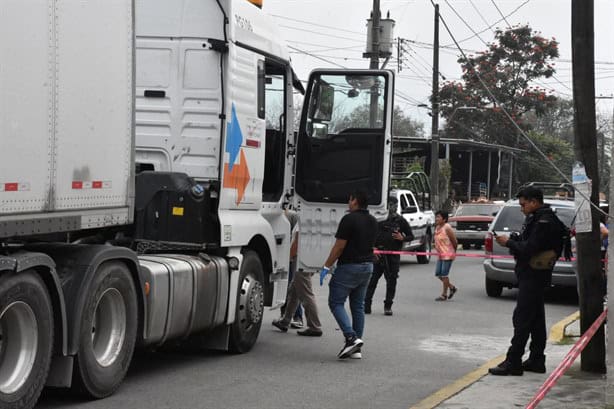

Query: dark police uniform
<box><xmin>365</xmin><ymin>212</ymin><xmax>414</xmax><ymax>313</ymax></box>
<box><xmin>504</xmin><ymin>204</ymin><xmax>566</xmax><ymax>367</ymax></box>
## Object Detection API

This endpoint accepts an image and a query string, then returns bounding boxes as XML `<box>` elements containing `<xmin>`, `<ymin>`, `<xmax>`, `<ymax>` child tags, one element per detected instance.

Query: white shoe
<box><xmin>350</xmin><ymin>349</ymin><xmax>362</xmax><ymax>359</ymax></box>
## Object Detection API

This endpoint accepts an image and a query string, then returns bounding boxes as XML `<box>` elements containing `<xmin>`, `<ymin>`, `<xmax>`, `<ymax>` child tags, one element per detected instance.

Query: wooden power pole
<box><xmin>571</xmin><ymin>0</ymin><xmax>605</xmax><ymax>373</ymax></box>
<box><xmin>430</xmin><ymin>4</ymin><xmax>440</xmax><ymax>210</ymax></box>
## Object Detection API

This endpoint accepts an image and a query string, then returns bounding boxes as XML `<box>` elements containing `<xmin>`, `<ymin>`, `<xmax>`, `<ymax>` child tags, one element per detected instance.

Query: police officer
<box><xmin>365</xmin><ymin>195</ymin><xmax>414</xmax><ymax>316</ymax></box>
<box><xmin>489</xmin><ymin>186</ymin><xmax>567</xmax><ymax>376</ymax></box>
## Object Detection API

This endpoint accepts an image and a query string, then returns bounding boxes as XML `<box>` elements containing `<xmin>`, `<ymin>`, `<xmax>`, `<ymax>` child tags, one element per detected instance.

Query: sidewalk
<box><xmin>413</xmin><ymin>313</ymin><xmax>607</xmax><ymax>409</ymax></box>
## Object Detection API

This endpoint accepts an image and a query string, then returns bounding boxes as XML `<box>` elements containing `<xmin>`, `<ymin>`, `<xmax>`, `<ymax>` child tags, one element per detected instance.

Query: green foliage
<box><xmin>515</xmin><ymin>131</ymin><xmax>573</xmax><ymax>185</ymax></box>
<box><xmin>335</xmin><ymin>105</ymin><xmax>424</xmax><ymax>138</ymax></box>
<box><xmin>438</xmin><ymin>25</ymin><xmax>560</xmax><ymax>146</ymax></box>
<box><xmin>392</xmin><ymin>106</ymin><xmax>424</xmax><ymax>137</ymax></box>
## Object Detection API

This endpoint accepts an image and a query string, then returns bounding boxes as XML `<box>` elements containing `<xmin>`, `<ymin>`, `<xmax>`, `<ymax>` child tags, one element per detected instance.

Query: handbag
<box><xmin>529</xmin><ymin>250</ymin><xmax>557</xmax><ymax>270</ymax></box>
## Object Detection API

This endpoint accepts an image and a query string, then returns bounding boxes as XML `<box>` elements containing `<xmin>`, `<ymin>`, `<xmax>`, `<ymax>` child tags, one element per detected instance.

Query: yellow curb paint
<box><xmin>410</xmin><ymin>312</ymin><xmax>580</xmax><ymax>409</ymax></box>
<box><xmin>409</xmin><ymin>354</ymin><xmax>505</xmax><ymax>409</ymax></box>
<box><xmin>548</xmin><ymin>310</ymin><xmax>580</xmax><ymax>343</ymax></box>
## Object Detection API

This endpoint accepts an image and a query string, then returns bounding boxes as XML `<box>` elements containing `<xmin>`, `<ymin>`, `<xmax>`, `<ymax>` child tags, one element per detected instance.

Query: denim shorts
<box><xmin>435</xmin><ymin>260</ymin><xmax>453</xmax><ymax>277</ymax></box>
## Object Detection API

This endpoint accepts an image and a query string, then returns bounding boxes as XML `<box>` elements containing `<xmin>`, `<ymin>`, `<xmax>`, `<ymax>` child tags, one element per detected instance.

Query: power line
<box><xmin>490</xmin><ymin>0</ymin><xmax>511</xmax><ymax>28</ymax></box>
<box><xmin>286</xmin><ymin>40</ymin><xmax>363</xmax><ymax>53</ymax></box>
<box><xmin>278</xmin><ymin>25</ymin><xmax>363</xmax><ymax>43</ymax></box>
<box><xmin>442</xmin><ymin>0</ymin><xmax>530</xmax><ymax>47</ymax></box>
<box><xmin>271</xmin><ymin>14</ymin><xmax>365</xmax><ymax>36</ymax></box>
<box><xmin>444</xmin><ymin>0</ymin><xmax>489</xmax><ymax>48</ymax></box>
<box><xmin>469</xmin><ymin>0</ymin><xmax>495</xmax><ymax>35</ymax></box>
<box><xmin>287</xmin><ymin>45</ymin><xmax>347</xmax><ymax>68</ymax></box>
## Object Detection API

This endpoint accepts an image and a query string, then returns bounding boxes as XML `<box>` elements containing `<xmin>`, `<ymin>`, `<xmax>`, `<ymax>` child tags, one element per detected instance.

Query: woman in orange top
<box><xmin>433</xmin><ymin>210</ymin><xmax>458</xmax><ymax>301</ymax></box>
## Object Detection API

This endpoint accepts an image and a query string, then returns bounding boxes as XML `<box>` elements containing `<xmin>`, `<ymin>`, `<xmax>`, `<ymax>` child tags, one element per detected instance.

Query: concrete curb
<box><xmin>408</xmin><ymin>354</ymin><xmax>505</xmax><ymax>409</ymax></box>
<box><xmin>548</xmin><ymin>310</ymin><xmax>580</xmax><ymax>343</ymax></box>
<box><xmin>411</xmin><ymin>310</ymin><xmax>581</xmax><ymax>409</ymax></box>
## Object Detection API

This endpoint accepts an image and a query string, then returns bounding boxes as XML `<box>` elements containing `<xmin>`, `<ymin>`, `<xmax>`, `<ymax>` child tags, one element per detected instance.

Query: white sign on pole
<box><xmin>573</xmin><ymin>162</ymin><xmax>592</xmax><ymax>233</ymax></box>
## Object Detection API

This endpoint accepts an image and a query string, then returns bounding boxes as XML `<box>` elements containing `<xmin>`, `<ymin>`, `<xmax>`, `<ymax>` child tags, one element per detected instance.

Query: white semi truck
<box><xmin>0</xmin><ymin>1</ymin><xmax>394</xmax><ymax>408</ymax></box>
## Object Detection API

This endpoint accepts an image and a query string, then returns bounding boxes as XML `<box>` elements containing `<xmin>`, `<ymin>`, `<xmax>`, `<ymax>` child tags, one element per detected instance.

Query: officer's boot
<box><xmin>384</xmin><ymin>301</ymin><xmax>393</xmax><ymax>316</ymax></box>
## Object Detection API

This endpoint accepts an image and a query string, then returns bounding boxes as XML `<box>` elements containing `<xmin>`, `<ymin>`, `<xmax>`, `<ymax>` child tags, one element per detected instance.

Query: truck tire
<box><xmin>72</xmin><ymin>262</ymin><xmax>137</xmax><ymax>399</ymax></box>
<box><xmin>462</xmin><ymin>243</ymin><xmax>471</xmax><ymax>250</ymax></box>
<box><xmin>485</xmin><ymin>277</ymin><xmax>503</xmax><ymax>298</ymax></box>
<box><xmin>0</xmin><ymin>270</ymin><xmax>53</xmax><ymax>409</ymax></box>
<box><xmin>416</xmin><ymin>232</ymin><xmax>431</xmax><ymax>264</ymax></box>
<box><xmin>229</xmin><ymin>251</ymin><xmax>264</xmax><ymax>354</ymax></box>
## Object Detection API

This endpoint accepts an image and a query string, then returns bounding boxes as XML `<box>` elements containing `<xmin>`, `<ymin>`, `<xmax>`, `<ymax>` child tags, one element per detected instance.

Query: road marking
<box><xmin>410</xmin><ymin>311</ymin><xmax>581</xmax><ymax>409</ymax></box>
<box><xmin>548</xmin><ymin>310</ymin><xmax>580</xmax><ymax>343</ymax></box>
<box><xmin>409</xmin><ymin>354</ymin><xmax>505</xmax><ymax>409</ymax></box>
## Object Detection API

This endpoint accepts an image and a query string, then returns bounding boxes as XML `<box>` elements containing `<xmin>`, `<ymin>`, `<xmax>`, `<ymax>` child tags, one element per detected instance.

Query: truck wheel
<box><xmin>229</xmin><ymin>251</ymin><xmax>264</xmax><ymax>354</ymax></box>
<box><xmin>72</xmin><ymin>262</ymin><xmax>137</xmax><ymax>399</ymax></box>
<box><xmin>416</xmin><ymin>232</ymin><xmax>431</xmax><ymax>264</ymax></box>
<box><xmin>462</xmin><ymin>243</ymin><xmax>471</xmax><ymax>250</ymax></box>
<box><xmin>485</xmin><ymin>277</ymin><xmax>503</xmax><ymax>297</ymax></box>
<box><xmin>0</xmin><ymin>271</ymin><xmax>53</xmax><ymax>409</ymax></box>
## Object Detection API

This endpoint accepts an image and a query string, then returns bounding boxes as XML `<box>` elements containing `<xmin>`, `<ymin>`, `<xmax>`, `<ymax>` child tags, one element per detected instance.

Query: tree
<box><xmin>514</xmin><ymin>131</ymin><xmax>574</xmax><ymax>184</ymax></box>
<box><xmin>438</xmin><ymin>25</ymin><xmax>560</xmax><ymax>146</ymax></box>
<box><xmin>523</xmin><ymin>98</ymin><xmax>575</xmax><ymax>143</ymax></box>
<box><xmin>334</xmin><ymin>105</ymin><xmax>424</xmax><ymax>138</ymax></box>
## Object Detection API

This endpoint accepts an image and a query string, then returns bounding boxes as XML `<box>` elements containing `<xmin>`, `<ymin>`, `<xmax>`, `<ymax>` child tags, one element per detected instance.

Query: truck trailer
<box><xmin>0</xmin><ymin>1</ymin><xmax>394</xmax><ymax>408</ymax></box>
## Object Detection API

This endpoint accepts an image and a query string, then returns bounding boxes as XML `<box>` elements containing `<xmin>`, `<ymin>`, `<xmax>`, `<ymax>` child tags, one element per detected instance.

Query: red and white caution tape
<box><xmin>525</xmin><ymin>308</ymin><xmax>608</xmax><ymax>409</ymax></box>
<box><xmin>373</xmin><ymin>250</ymin><xmax>581</xmax><ymax>262</ymax></box>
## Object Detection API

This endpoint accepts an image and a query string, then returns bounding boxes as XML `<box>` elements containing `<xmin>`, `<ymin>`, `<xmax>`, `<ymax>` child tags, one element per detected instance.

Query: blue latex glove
<box><xmin>319</xmin><ymin>266</ymin><xmax>330</xmax><ymax>286</ymax></box>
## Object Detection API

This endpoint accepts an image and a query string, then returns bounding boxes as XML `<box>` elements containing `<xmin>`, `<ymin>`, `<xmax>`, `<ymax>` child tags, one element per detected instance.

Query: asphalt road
<box><xmin>38</xmin><ymin>250</ymin><xmax>578</xmax><ymax>409</ymax></box>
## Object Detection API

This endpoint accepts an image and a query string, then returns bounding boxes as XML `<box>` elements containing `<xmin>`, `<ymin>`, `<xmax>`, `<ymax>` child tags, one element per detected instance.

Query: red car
<box><xmin>449</xmin><ymin>203</ymin><xmax>503</xmax><ymax>250</ymax></box>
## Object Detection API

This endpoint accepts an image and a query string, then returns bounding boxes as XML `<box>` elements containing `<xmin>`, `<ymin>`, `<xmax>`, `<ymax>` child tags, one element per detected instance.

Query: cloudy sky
<box><xmin>264</xmin><ymin>0</ymin><xmax>614</xmax><ymax>129</ymax></box>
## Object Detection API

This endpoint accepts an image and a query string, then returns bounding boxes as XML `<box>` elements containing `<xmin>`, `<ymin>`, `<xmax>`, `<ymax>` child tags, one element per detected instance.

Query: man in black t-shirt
<box><xmin>365</xmin><ymin>196</ymin><xmax>413</xmax><ymax>316</ymax></box>
<box><xmin>319</xmin><ymin>190</ymin><xmax>378</xmax><ymax>359</ymax></box>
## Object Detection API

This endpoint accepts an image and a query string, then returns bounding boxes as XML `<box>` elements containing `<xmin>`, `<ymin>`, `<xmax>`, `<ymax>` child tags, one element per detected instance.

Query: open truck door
<box><xmin>294</xmin><ymin>69</ymin><xmax>394</xmax><ymax>271</ymax></box>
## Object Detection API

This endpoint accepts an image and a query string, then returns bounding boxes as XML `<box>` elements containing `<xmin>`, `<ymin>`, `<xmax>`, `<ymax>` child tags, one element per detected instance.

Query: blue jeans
<box><xmin>328</xmin><ymin>263</ymin><xmax>373</xmax><ymax>339</ymax></box>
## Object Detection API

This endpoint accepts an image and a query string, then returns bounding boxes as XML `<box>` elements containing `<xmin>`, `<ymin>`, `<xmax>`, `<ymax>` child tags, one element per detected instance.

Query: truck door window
<box><xmin>305</xmin><ymin>74</ymin><xmax>385</xmax><ymax>139</ymax></box>
<box><xmin>262</xmin><ymin>61</ymin><xmax>287</xmax><ymax>202</ymax></box>
<box><xmin>296</xmin><ymin>72</ymin><xmax>389</xmax><ymax>204</ymax></box>
<box><xmin>400</xmin><ymin>194</ymin><xmax>410</xmax><ymax>211</ymax></box>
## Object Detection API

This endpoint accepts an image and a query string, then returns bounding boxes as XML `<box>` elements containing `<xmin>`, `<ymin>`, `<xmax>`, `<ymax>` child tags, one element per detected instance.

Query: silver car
<box><xmin>483</xmin><ymin>198</ymin><xmax>576</xmax><ymax>297</ymax></box>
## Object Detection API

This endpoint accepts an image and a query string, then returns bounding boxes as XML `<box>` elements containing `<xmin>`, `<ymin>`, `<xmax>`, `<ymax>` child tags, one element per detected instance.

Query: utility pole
<box><xmin>368</xmin><ymin>0</ymin><xmax>381</xmax><ymax>127</ymax></box>
<box><xmin>430</xmin><ymin>4</ymin><xmax>440</xmax><ymax>210</ymax></box>
<box><xmin>571</xmin><ymin>0</ymin><xmax>605</xmax><ymax>373</ymax></box>
<box><xmin>369</xmin><ymin>0</ymin><xmax>380</xmax><ymax>70</ymax></box>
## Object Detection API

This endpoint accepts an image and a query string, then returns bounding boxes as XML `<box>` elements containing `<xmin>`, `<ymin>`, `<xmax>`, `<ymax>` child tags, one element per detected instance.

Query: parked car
<box><xmin>483</xmin><ymin>198</ymin><xmax>576</xmax><ymax>297</ymax></box>
<box><xmin>449</xmin><ymin>203</ymin><xmax>503</xmax><ymax>249</ymax></box>
<box><xmin>390</xmin><ymin>189</ymin><xmax>435</xmax><ymax>264</ymax></box>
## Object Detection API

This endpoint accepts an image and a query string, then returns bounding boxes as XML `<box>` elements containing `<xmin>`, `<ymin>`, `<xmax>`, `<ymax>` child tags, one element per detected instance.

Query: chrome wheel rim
<box><xmin>237</xmin><ymin>273</ymin><xmax>264</xmax><ymax>331</ymax></box>
<box><xmin>92</xmin><ymin>288</ymin><xmax>126</xmax><ymax>367</ymax></box>
<box><xmin>0</xmin><ymin>301</ymin><xmax>38</xmax><ymax>394</ymax></box>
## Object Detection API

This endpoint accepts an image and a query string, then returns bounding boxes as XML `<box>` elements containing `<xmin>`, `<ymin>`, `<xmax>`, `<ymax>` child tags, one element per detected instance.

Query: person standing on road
<box><xmin>320</xmin><ymin>190</ymin><xmax>378</xmax><ymax>359</ymax></box>
<box><xmin>365</xmin><ymin>195</ymin><xmax>414</xmax><ymax>316</ymax></box>
<box><xmin>279</xmin><ymin>209</ymin><xmax>304</xmax><ymax>329</ymax></box>
<box><xmin>272</xmin><ymin>210</ymin><xmax>323</xmax><ymax>337</ymax></box>
<box><xmin>433</xmin><ymin>210</ymin><xmax>458</xmax><ymax>301</ymax></box>
<box><xmin>489</xmin><ymin>186</ymin><xmax>567</xmax><ymax>376</ymax></box>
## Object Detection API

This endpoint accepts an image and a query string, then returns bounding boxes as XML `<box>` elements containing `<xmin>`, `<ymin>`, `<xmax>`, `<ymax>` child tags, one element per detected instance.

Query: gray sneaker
<box><xmin>290</xmin><ymin>318</ymin><xmax>304</xmax><ymax>329</ymax></box>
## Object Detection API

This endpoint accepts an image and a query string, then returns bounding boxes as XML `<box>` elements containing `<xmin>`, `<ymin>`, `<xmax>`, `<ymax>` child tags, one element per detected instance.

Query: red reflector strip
<box><xmin>92</xmin><ymin>181</ymin><xmax>103</xmax><ymax>189</ymax></box>
<box><xmin>72</xmin><ymin>181</ymin><xmax>83</xmax><ymax>189</ymax></box>
<box><xmin>246</xmin><ymin>139</ymin><xmax>260</xmax><ymax>148</ymax></box>
<box><xmin>5</xmin><ymin>183</ymin><xmax>18</xmax><ymax>191</ymax></box>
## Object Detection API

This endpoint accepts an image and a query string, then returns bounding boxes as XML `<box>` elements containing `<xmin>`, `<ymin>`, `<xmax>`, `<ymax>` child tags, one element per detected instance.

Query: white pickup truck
<box><xmin>390</xmin><ymin>189</ymin><xmax>435</xmax><ymax>263</ymax></box>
